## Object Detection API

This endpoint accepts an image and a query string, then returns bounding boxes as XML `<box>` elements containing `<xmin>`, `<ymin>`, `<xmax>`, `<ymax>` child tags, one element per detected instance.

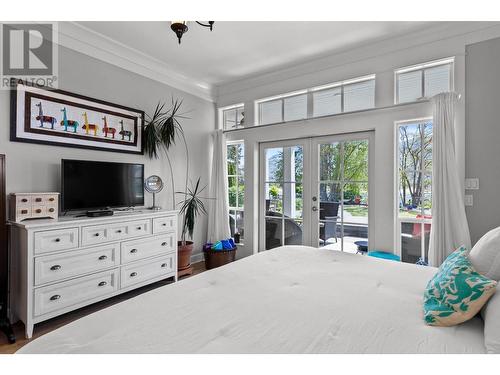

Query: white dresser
<box><xmin>8</xmin><ymin>209</ymin><xmax>178</xmax><ymax>338</ymax></box>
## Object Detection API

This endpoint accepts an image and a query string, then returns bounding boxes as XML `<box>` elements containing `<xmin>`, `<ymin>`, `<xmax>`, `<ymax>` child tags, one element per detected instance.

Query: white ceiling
<box><xmin>75</xmin><ymin>21</ymin><xmax>438</xmax><ymax>89</ymax></box>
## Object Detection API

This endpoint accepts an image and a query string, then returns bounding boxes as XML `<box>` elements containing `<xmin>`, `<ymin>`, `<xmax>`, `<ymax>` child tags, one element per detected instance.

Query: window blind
<box><xmin>259</xmin><ymin>100</ymin><xmax>283</xmax><ymax>125</ymax></box>
<box><xmin>313</xmin><ymin>87</ymin><xmax>341</xmax><ymax>117</ymax></box>
<box><xmin>343</xmin><ymin>79</ymin><xmax>375</xmax><ymax>112</ymax></box>
<box><xmin>424</xmin><ymin>64</ymin><xmax>451</xmax><ymax>98</ymax></box>
<box><xmin>396</xmin><ymin>60</ymin><xmax>453</xmax><ymax>103</ymax></box>
<box><xmin>283</xmin><ymin>94</ymin><xmax>307</xmax><ymax>122</ymax></box>
<box><xmin>397</xmin><ymin>70</ymin><xmax>423</xmax><ymax>103</ymax></box>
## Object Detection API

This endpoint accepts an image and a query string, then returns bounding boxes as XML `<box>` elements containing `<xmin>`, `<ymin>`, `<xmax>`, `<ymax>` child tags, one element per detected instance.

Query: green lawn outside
<box><xmin>343</xmin><ymin>205</ymin><xmax>368</xmax><ymax>216</ymax></box>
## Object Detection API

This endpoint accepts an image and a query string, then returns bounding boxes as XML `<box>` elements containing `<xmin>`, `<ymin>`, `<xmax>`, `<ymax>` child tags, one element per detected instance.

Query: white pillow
<box><xmin>482</xmin><ymin>289</ymin><xmax>500</xmax><ymax>353</ymax></box>
<box><xmin>469</xmin><ymin>226</ymin><xmax>500</xmax><ymax>281</ymax></box>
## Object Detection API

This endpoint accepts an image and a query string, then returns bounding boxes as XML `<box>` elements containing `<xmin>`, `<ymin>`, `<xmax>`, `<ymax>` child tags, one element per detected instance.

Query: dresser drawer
<box><xmin>152</xmin><ymin>216</ymin><xmax>176</xmax><ymax>234</ymax></box>
<box><xmin>126</xmin><ymin>219</ymin><xmax>151</xmax><ymax>237</ymax></box>
<box><xmin>121</xmin><ymin>234</ymin><xmax>175</xmax><ymax>264</ymax></box>
<box><xmin>121</xmin><ymin>255</ymin><xmax>175</xmax><ymax>289</ymax></box>
<box><xmin>34</xmin><ymin>228</ymin><xmax>79</xmax><ymax>255</ymax></box>
<box><xmin>31</xmin><ymin>204</ymin><xmax>58</xmax><ymax>218</ymax></box>
<box><xmin>34</xmin><ymin>269</ymin><xmax>119</xmax><ymax>316</ymax></box>
<box><xmin>16</xmin><ymin>206</ymin><xmax>32</xmax><ymax>220</ymax></box>
<box><xmin>15</xmin><ymin>195</ymin><xmax>31</xmax><ymax>205</ymax></box>
<box><xmin>34</xmin><ymin>243</ymin><xmax>120</xmax><ymax>285</ymax></box>
<box><xmin>32</xmin><ymin>194</ymin><xmax>58</xmax><ymax>206</ymax></box>
<box><xmin>81</xmin><ymin>219</ymin><xmax>151</xmax><ymax>246</ymax></box>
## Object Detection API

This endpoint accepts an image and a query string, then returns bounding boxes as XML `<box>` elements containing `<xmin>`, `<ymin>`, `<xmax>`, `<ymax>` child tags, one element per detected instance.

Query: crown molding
<box><xmin>56</xmin><ymin>22</ymin><xmax>215</xmax><ymax>102</ymax></box>
<box><xmin>216</xmin><ymin>21</ymin><xmax>500</xmax><ymax>101</ymax></box>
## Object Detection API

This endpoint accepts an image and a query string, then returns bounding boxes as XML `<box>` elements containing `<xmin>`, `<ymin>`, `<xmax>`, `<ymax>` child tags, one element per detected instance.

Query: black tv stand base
<box><xmin>0</xmin><ymin>316</ymin><xmax>16</xmax><ymax>344</ymax></box>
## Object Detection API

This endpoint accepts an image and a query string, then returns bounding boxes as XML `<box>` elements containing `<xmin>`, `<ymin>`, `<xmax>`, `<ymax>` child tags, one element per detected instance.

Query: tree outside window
<box><xmin>227</xmin><ymin>142</ymin><xmax>245</xmax><ymax>240</ymax></box>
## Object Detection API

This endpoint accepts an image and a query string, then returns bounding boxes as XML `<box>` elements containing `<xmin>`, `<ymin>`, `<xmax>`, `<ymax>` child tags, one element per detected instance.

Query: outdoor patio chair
<box><xmin>320</xmin><ymin>201</ymin><xmax>339</xmax><ymax>243</ymax></box>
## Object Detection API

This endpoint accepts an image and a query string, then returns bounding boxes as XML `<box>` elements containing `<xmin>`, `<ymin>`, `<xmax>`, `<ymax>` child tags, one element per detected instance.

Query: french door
<box><xmin>259</xmin><ymin>132</ymin><xmax>373</xmax><ymax>252</ymax></box>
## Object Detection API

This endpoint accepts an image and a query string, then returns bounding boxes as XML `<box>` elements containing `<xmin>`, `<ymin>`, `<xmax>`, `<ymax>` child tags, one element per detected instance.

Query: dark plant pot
<box><xmin>178</xmin><ymin>241</ymin><xmax>194</xmax><ymax>271</ymax></box>
<box><xmin>204</xmin><ymin>247</ymin><xmax>237</xmax><ymax>270</ymax></box>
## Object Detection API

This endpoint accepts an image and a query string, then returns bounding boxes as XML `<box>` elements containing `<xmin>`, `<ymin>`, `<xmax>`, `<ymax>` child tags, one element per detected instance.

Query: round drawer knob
<box><xmin>35</xmin><ymin>198</ymin><xmax>42</xmax><ymax>202</ymax></box>
<box><xmin>21</xmin><ymin>198</ymin><xmax>28</xmax><ymax>203</ymax></box>
<box><xmin>94</xmin><ymin>233</ymin><xmax>100</xmax><ymax>237</ymax></box>
<box><xmin>162</xmin><ymin>223</ymin><xmax>167</xmax><ymax>226</ymax></box>
<box><xmin>50</xmin><ymin>295</ymin><xmax>61</xmax><ymax>301</ymax></box>
<box><xmin>130</xmin><ymin>272</ymin><xmax>137</xmax><ymax>277</ymax></box>
<box><xmin>50</xmin><ymin>265</ymin><xmax>61</xmax><ymax>271</ymax></box>
<box><xmin>161</xmin><ymin>242</ymin><xmax>167</xmax><ymax>246</ymax></box>
<box><xmin>137</xmin><ymin>227</ymin><xmax>142</xmax><ymax>230</ymax></box>
<box><xmin>35</xmin><ymin>209</ymin><xmax>42</xmax><ymax>214</ymax></box>
<box><xmin>130</xmin><ymin>249</ymin><xmax>138</xmax><ymax>254</ymax></box>
<box><xmin>116</xmin><ymin>230</ymin><xmax>122</xmax><ymax>233</ymax></box>
<box><xmin>21</xmin><ymin>209</ymin><xmax>28</xmax><ymax>214</ymax></box>
<box><xmin>49</xmin><ymin>208</ymin><xmax>55</xmax><ymax>213</ymax></box>
<box><xmin>161</xmin><ymin>263</ymin><xmax>168</xmax><ymax>268</ymax></box>
<box><xmin>49</xmin><ymin>197</ymin><xmax>55</xmax><ymax>202</ymax></box>
<box><xmin>54</xmin><ymin>238</ymin><xmax>60</xmax><ymax>242</ymax></box>
<box><xmin>98</xmin><ymin>255</ymin><xmax>108</xmax><ymax>261</ymax></box>
<box><xmin>98</xmin><ymin>281</ymin><xmax>107</xmax><ymax>287</ymax></box>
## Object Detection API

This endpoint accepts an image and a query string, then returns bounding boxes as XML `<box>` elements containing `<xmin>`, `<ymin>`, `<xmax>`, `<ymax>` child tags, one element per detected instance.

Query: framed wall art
<box><xmin>10</xmin><ymin>80</ymin><xmax>144</xmax><ymax>155</ymax></box>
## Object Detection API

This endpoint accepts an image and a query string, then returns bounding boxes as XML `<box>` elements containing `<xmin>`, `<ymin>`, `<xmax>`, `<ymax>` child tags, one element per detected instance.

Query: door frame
<box><xmin>310</xmin><ymin>131</ymin><xmax>375</xmax><ymax>252</ymax></box>
<box><xmin>258</xmin><ymin>131</ymin><xmax>374</xmax><ymax>252</ymax></box>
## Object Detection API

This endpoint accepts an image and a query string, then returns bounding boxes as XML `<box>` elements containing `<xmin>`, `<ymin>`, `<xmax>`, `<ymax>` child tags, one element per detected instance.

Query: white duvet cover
<box><xmin>18</xmin><ymin>246</ymin><xmax>486</xmax><ymax>353</ymax></box>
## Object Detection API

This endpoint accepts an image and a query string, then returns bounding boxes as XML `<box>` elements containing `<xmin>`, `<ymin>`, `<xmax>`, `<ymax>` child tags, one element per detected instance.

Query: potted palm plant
<box><xmin>177</xmin><ymin>178</ymin><xmax>208</xmax><ymax>274</ymax></box>
<box><xmin>144</xmin><ymin>99</ymin><xmax>201</xmax><ymax>274</ymax></box>
<box><xmin>143</xmin><ymin>99</ymin><xmax>188</xmax><ymax>209</ymax></box>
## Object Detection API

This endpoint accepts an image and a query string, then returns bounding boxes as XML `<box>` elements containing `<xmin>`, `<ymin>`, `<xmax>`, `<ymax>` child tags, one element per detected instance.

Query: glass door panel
<box><xmin>261</xmin><ymin>142</ymin><xmax>308</xmax><ymax>250</ymax></box>
<box><xmin>313</xmin><ymin>136</ymin><xmax>370</xmax><ymax>253</ymax></box>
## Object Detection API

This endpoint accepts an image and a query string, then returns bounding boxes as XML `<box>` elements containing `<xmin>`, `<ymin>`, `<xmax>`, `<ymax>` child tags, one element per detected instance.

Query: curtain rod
<box><xmin>222</xmin><ymin>99</ymin><xmax>432</xmax><ymax>133</ymax></box>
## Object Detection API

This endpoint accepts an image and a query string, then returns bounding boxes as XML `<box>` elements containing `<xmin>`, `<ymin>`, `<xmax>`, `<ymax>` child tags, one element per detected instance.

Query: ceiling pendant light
<box><xmin>170</xmin><ymin>21</ymin><xmax>214</xmax><ymax>44</ymax></box>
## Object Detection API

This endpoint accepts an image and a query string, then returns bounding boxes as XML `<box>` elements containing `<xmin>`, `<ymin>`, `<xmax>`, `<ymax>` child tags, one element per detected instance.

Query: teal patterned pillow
<box><xmin>423</xmin><ymin>246</ymin><xmax>497</xmax><ymax>326</ymax></box>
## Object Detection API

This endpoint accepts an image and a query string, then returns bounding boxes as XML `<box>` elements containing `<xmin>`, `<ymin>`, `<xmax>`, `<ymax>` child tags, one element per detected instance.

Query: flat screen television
<box><xmin>61</xmin><ymin>159</ymin><xmax>144</xmax><ymax>212</ymax></box>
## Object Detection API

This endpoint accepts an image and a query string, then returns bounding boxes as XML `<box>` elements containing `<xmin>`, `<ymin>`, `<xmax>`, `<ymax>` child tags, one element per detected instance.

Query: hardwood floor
<box><xmin>0</xmin><ymin>261</ymin><xmax>206</xmax><ymax>354</ymax></box>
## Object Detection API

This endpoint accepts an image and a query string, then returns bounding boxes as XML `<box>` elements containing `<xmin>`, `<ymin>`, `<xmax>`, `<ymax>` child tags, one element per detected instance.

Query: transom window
<box><xmin>396</xmin><ymin>119</ymin><xmax>433</xmax><ymax>264</ymax></box>
<box><xmin>313</xmin><ymin>76</ymin><xmax>375</xmax><ymax>117</ymax></box>
<box><xmin>227</xmin><ymin>141</ymin><xmax>245</xmax><ymax>241</ymax></box>
<box><xmin>395</xmin><ymin>58</ymin><xmax>454</xmax><ymax>104</ymax></box>
<box><xmin>258</xmin><ymin>90</ymin><xmax>308</xmax><ymax>125</ymax></box>
<box><xmin>256</xmin><ymin>75</ymin><xmax>376</xmax><ymax>125</ymax></box>
<box><xmin>221</xmin><ymin>104</ymin><xmax>245</xmax><ymax>130</ymax></box>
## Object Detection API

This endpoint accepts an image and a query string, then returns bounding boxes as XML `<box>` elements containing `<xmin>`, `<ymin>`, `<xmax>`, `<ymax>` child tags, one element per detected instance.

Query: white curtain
<box><xmin>428</xmin><ymin>92</ymin><xmax>471</xmax><ymax>266</ymax></box>
<box><xmin>207</xmin><ymin>129</ymin><xmax>231</xmax><ymax>243</ymax></box>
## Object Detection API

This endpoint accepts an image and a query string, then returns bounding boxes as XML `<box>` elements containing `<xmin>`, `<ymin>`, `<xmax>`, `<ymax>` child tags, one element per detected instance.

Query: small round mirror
<box><xmin>144</xmin><ymin>175</ymin><xmax>163</xmax><ymax>210</ymax></box>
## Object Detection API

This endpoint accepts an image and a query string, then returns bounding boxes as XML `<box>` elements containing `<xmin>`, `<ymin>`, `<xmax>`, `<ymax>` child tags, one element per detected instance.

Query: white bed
<box><xmin>18</xmin><ymin>246</ymin><xmax>486</xmax><ymax>354</ymax></box>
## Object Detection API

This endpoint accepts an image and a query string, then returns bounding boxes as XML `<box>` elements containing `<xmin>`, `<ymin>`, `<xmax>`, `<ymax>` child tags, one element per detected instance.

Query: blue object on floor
<box><xmin>416</xmin><ymin>257</ymin><xmax>429</xmax><ymax>266</ymax></box>
<box><xmin>221</xmin><ymin>239</ymin><xmax>233</xmax><ymax>249</ymax></box>
<box><xmin>367</xmin><ymin>251</ymin><xmax>401</xmax><ymax>262</ymax></box>
<box><xmin>354</xmin><ymin>240</ymin><xmax>369</xmax><ymax>254</ymax></box>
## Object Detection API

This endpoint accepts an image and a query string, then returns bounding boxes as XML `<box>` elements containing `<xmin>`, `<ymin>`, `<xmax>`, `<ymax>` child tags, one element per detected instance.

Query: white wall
<box><xmin>465</xmin><ymin>37</ymin><xmax>500</xmax><ymax>244</ymax></box>
<box><xmin>219</xmin><ymin>22</ymin><xmax>500</xmax><ymax>257</ymax></box>
<box><xmin>0</xmin><ymin>46</ymin><xmax>216</xmax><ymax>261</ymax></box>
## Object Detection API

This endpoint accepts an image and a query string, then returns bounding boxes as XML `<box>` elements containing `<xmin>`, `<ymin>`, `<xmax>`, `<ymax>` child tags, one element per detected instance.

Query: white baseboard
<box><xmin>191</xmin><ymin>252</ymin><xmax>204</xmax><ymax>264</ymax></box>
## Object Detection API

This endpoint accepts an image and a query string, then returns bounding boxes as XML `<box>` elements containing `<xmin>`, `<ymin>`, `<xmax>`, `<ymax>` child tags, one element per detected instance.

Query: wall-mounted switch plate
<box><xmin>465</xmin><ymin>194</ymin><xmax>473</xmax><ymax>206</ymax></box>
<box><xmin>465</xmin><ymin>178</ymin><xmax>479</xmax><ymax>190</ymax></box>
